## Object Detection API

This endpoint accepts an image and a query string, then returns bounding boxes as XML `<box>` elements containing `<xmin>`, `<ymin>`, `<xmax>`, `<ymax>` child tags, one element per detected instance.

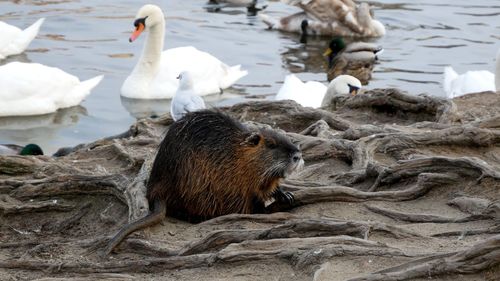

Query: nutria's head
<box><xmin>241</xmin><ymin>129</ymin><xmax>303</xmax><ymax>179</ymax></box>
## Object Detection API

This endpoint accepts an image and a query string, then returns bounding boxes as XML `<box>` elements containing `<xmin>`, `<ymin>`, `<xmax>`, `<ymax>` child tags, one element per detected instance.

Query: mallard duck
<box><xmin>275</xmin><ymin>74</ymin><xmax>362</xmax><ymax>108</ymax></box>
<box><xmin>0</xmin><ymin>143</ymin><xmax>43</xmax><ymax>156</ymax></box>
<box><xmin>0</xmin><ymin>62</ymin><xmax>103</xmax><ymax>117</ymax></box>
<box><xmin>443</xmin><ymin>48</ymin><xmax>500</xmax><ymax>98</ymax></box>
<box><xmin>324</xmin><ymin>37</ymin><xmax>383</xmax><ymax>84</ymax></box>
<box><xmin>171</xmin><ymin>71</ymin><xmax>207</xmax><ymax>121</ymax></box>
<box><xmin>121</xmin><ymin>4</ymin><xmax>248</xmax><ymax>100</ymax></box>
<box><xmin>0</xmin><ymin>18</ymin><xmax>44</xmax><ymax>60</ymax></box>
<box><xmin>260</xmin><ymin>0</ymin><xmax>385</xmax><ymax>38</ymax></box>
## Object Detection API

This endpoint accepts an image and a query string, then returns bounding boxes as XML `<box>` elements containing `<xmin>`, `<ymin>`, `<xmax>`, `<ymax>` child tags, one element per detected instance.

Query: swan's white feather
<box><xmin>443</xmin><ymin>66</ymin><xmax>495</xmax><ymax>98</ymax></box>
<box><xmin>122</xmin><ymin>46</ymin><xmax>247</xmax><ymax>100</ymax></box>
<box><xmin>121</xmin><ymin>5</ymin><xmax>247</xmax><ymax>100</ymax></box>
<box><xmin>0</xmin><ymin>18</ymin><xmax>44</xmax><ymax>60</ymax></box>
<box><xmin>0</xmin><ymin>62</ymin><xmax>102</xmax><ymax>117</ymax></box>
<box><xmin>275</xmin><ymin>74</ymin><xmax>327</xmax><ymax>108</ymax></box>
<box><xmin>146</xmin><ymin>46</ymin><xmax>247</xmax><ymax>99</ymax></box>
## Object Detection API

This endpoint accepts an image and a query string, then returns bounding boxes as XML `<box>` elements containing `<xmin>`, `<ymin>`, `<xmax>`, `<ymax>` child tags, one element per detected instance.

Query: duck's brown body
<box><xmin>327</xmin><ymin>55</ymin><xmax>375</xmax><ymax>85</ymax></box>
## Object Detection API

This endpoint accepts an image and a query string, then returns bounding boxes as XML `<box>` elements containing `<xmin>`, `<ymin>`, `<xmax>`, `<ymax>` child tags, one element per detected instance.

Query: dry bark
<box><xmin>0</xmin><ymin>90</ymin><xmax>498</xmax><ymax>280</ymax></box>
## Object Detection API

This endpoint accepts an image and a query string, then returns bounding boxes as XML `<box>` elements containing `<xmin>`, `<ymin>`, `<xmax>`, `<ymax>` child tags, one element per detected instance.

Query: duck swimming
<box><xmin>0</xmin><ymin>143</ymin><xmax>43</xmax><ymax>156</ymax></box>
<box><xmin>324</xmin><ymin>37</ymin><xmax>383</xmax><ymax>84</ymax></box>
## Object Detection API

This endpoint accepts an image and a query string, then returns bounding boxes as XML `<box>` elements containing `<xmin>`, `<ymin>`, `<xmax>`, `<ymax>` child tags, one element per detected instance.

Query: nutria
<box><xmin>104</xmin><ymin>110</ymin><xmax>303</xmax><ymax>254</ymax></box>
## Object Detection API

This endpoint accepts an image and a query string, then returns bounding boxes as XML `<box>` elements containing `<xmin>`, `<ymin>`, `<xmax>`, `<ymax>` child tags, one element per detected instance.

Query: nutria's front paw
<box><xmin>273</xmin><ymin>188</ymin><xmax>295</xmax><ymax>205</ymax></box>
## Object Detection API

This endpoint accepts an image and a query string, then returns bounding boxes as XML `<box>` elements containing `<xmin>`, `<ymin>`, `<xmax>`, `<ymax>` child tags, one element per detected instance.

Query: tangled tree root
<box><xmin>0</xmin><ymin>90</ymin><xmax>498</xmax><ymax>280</ymax></box>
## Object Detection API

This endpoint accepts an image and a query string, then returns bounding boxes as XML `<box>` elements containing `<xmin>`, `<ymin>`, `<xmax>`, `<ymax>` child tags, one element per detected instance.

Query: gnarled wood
<box><xmin>0</xmin><ymin>90</ymin><xmax>498</xmax><ymax>280</ymax></box>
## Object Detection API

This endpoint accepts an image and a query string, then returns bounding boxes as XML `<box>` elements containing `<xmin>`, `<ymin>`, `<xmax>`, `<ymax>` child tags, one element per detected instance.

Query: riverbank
<box><xmin>0</xmin><ymin>89</ymin><xmax>499</xmax><ymax>280</ymax></box>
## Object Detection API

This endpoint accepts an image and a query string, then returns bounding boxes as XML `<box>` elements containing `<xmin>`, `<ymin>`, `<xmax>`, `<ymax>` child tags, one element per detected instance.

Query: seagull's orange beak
<box><xmin>129</xmin><ymin>23</ymin><xmax>145</xmax><ymax>42</ymax></box>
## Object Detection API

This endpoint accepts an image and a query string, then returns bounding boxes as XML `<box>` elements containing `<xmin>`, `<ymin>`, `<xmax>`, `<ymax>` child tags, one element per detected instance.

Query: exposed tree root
<box><xmin>179</xmin><ymin>220</ymin><xmax>370</xmax><ymax>256</ymax></box>
<box><xmin>0</xmin><ymin>91</ymin><xmax>498</xmax><ymax>279</ymax></box>
<box><xmin>432</xmin><ymin>225</ymin><xmax>500</xmax><ymax>237</ymax></box>
<box><xmin>43</xmin><ymin>203</ymin><xmax>92</xmax><ymax>233</ymax></box>
<box><xmin>8</xmin><ymin>174</ymin><xmax>128</xmax><ymax>203</ymax></box>
<box><xmin>364</xmin><ymin>204</ymin><xmax>488</xmax><ymax>223</ymax></box>
<box><xmin>225</xmin><ymin>100</ymin><xmax>355</xmax><ymax>132</ymax></box>
<box><xmin>327</xmin><ymin>88</ymin><xmax>457</xmax><ymax>125</ymax></box>
<box><xmin>0</xmin><ymin>236</ymin><xmax>413</xmax><ymax>274</ymax></box>
<box><xmin>347</xmin><ymin>234</ymin><xmax>500</xmax><ymax>281</ymax></box>
<box><xmin>199</xmin><ymin>212</ymin><xmax>299</xmax><ymax>225</ymax></box>
<box><xmin>285</xmin><ymin>173</ymin><xmax>457</xmax><ymax>205</ymax></box>
<box><xmin>367</xmin><ymin>156</ymin><xmax>500</xmax><ymax>192</ymax></box>
<box><xmin>0</xmin><ymin>195</ymin><xmax>75</xmax><ymax>215</ymax></box>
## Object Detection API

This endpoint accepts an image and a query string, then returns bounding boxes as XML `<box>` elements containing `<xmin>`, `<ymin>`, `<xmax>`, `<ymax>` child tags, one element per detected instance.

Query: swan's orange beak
<box><xmin>129</xmin><ymin>23</ymin><xmax>145</xmax><ymax>42</ymax></box>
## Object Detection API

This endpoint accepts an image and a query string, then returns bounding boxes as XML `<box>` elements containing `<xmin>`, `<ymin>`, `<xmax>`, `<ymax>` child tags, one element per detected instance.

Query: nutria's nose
<box><xmin>292</xmin><ymin>152</ymin><xmax>302</xmax><ymax>163</ymax></box>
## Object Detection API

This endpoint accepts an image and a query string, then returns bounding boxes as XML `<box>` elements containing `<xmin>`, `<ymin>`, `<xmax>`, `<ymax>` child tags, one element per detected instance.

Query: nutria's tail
<box><xmin>104</xmin><ymin>199</ymin><xmax>166</xmax><ymax>255</ymax></box>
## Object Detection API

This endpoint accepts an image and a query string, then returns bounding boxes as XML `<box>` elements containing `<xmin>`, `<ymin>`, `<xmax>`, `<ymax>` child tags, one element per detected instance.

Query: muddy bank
<box><xmin>0</xmin><ymin>89</ymin><xmax>499</xmax><ymax>281</ymax></box>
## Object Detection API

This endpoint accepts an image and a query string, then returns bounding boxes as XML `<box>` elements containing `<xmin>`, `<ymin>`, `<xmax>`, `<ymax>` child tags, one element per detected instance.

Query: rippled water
<box><xmin>0</xmin><ymin>0</ymin><xmax>499</xmax><ymax>154</ymax></box>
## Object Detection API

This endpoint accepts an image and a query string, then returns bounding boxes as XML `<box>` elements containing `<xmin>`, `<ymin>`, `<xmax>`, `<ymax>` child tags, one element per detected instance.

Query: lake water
<box><xmin>0</xmin><ymin>0</ymin><xmax>499</xmax><ymax>154</ymax></box>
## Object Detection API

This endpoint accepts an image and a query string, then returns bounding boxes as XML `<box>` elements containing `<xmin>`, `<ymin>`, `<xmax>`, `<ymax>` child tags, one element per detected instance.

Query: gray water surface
<box><xmin>0</xmin><ymin>0</ymin><xmax>499</xmax><ymax>154</ymax></box>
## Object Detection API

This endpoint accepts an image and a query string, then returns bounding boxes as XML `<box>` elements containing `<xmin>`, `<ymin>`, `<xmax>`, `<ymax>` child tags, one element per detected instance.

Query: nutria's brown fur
<box><xmin>104</xmin><ymin>110</ymin><xmax>303</xmax><ymax>254</ymax></box>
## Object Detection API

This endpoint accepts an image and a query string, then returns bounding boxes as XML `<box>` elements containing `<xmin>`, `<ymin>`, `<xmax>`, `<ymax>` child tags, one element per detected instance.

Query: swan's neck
<box><xmin>496</xmin><ymin>49</ymin><xmax>500</xmax><ymax>92</ymax></box>
<box><xmin>132</xmin><ymin>22</ymin><xmax>165</xmax><ymax>78</ymax></box>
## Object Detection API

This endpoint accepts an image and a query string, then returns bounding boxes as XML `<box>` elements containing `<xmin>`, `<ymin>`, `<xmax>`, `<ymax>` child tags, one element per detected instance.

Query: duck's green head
<box><xmin>19</xmin><ymin>144</ymin><xmax>44</xmax><ymax>156</ymax></box>
<box><xmin>324</xmin><ymin>37</ymin><xmax>346</xmax><ymax>58</ymax></box>
<box><xmin>324</xmin><ymin>37</ymin><xmax>346</xmax><ymax>68</ymax></box>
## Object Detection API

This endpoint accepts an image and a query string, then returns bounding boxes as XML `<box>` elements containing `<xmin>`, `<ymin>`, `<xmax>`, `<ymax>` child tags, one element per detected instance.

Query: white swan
<box><xmin>121</xmin><ymin>4</ymin><xmax>248</xmax><ymax>99</ymax></box>
<box><xmin>0</xmin><ymin>18</ymin><xmax>44</xmax><ymax>60</ymax></box>
<box><xmin>443</xmin><ymin>48</ymin><xmax>500</xmax><ymax>98</ymax></box>
<box><xmin>275</xmin><ymin>74</ymin><xmax>361</xmax><ymax>108</ymax></box>
<box><xmin>171</xmin><ymin>71</ymin><xmax>206</xmax><ymax>121</ymax></box>
<box><xmin>0</xmin><ymin>62</ymin><xmax>103</xmax><ymax>117</ymax></box>
<box><xmin>260</xmin><ymin>0</ymin><xmax>385</xmax><ymax>38</ymax></box>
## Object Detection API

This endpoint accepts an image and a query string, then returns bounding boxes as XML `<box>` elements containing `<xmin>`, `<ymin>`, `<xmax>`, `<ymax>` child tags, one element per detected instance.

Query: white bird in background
<box><xmin>0</xmin><ymin>62</ymin><xmax>103</xmax><ymax>117</ymax></box>
<box><xmin>275</xmin><ymin>74</ymin><xmax>362</xmax><ymax>108</ymax></box>
<box><xmin>171</xmin><ymin>71</ymin><xmax>207</xmax><ymax>121</ymax></box>
<box><xmin>0</xmin><ymin>18</ymin><xmax>44</xmax><ymax>60</ymax></box>
<box><xmin>121</xmin><ymin>4</ymin><xmax>248</xmax><ymax>99</ymax></box>
<box><xmin>443</xmin><ymin>48</ymin><xmax>500</xmax><ymax>98</ymax></box>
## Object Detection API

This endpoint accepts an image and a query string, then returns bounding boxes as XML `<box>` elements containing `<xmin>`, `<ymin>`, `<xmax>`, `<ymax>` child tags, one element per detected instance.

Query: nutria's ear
<box><xmin>242</xmin><ymin>132</ymin><xmax>262</xmax><ymax>146</ymax></box>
